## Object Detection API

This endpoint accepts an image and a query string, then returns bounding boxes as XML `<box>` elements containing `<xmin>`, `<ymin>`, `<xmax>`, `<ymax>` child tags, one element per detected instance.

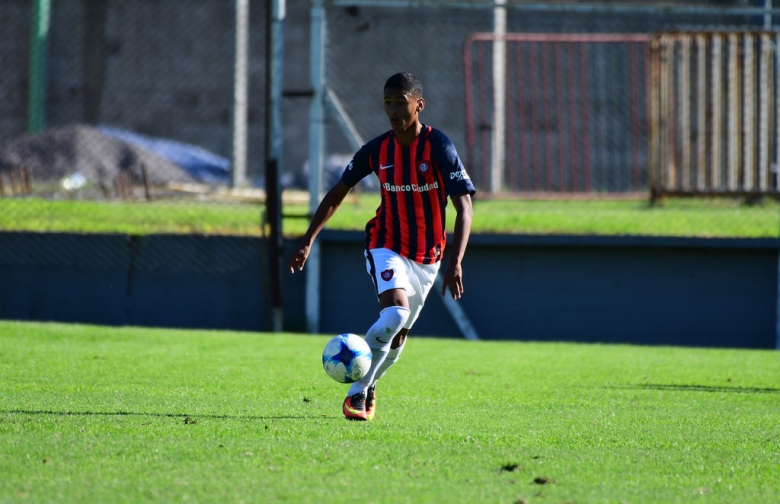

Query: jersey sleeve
<box><xmin>340</xmin><ymin>144</ymin><xmax>373</xmax><ymax>188</ymax></box>
<box><xmin>433</xmin><ymin>131</ymin><xmax>476</xmax><ymax>197</ymax></box>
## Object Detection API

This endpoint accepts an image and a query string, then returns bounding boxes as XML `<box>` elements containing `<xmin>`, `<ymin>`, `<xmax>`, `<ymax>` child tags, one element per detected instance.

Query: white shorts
<box><xmin>364</xmin><ymin>248</ymin><xmax>440</xmax><ymax>330</ymax></box>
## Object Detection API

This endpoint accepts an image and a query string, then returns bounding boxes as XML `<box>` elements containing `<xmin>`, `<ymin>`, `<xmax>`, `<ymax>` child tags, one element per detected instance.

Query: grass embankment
<box><xmin>1</xmin><ymin>321</ymin><xmax>778</xmax><ymax>503</ymax></box>
<box><xmin>0</xmin><ymin>195</ymin><xmax>778</xmax><ymax>238</ymax></box>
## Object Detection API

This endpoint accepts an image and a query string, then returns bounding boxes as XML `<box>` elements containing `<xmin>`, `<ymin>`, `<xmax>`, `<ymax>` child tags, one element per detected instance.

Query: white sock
<box><xmin>372</xmin><ymin>341</ymin><xmax>406</xmax><ymax>384</ymax></box>
<box><xmin>348</xmin><ymin>306</ymin><xmax>409</xmax><ymax>396</ymax></box>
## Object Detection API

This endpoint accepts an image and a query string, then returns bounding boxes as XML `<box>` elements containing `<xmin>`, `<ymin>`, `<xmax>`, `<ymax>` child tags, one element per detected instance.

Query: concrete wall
<box><xmin>1</xmin><ymin>231</ymin><xmax>776</xmax><ymax>349</ymax></box>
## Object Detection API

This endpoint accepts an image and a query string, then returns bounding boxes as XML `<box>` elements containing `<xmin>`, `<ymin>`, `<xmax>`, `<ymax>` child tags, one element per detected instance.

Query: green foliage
<box><xmin>0</xmin><ymin>195</ymin><xmax>778</xmax><ymax>238</ymax></box>
<box><xmin>1</xmin><ymin>321</ymin><xmax>779</xmax><ymax>503</ymax></box>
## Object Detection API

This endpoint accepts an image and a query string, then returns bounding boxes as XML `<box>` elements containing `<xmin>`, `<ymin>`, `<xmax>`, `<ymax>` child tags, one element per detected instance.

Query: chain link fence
<box><xmin>1</xmin><ymin>0</ymin><xmax>780</xmax><ymax>242</ymax></box>
<box><xmin>320</xmin><ymin>0</ymin><xmax>780</xmax><ymax>237</ymax></box>
<box><xmin>1</xmin><ymin>0</ymin><xmax>269</xmax><ymax>234</ymax></box>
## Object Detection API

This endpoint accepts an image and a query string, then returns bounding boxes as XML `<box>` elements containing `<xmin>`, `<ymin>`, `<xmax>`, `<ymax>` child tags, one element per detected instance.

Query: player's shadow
<box><xmin>1</xmin><ymin>409</ymin><xmax>340</xmax><ymax>421</ymax></box>
<box><xmin>608</xmin><ymin>383</ymin><xmax>780</xmax><ymax>394</ymax></box>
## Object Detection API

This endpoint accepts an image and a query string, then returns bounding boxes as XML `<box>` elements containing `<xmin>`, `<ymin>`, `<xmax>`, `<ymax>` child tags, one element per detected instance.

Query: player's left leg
<box><xmin>365</xmin><ymin>329</ymin><xmax>408</xmax><ymax>420</ymax></box>
<box><xmin>364</xmin><ymin>261</ymin><xmax>439</xmax><ymax>420</ymax></box>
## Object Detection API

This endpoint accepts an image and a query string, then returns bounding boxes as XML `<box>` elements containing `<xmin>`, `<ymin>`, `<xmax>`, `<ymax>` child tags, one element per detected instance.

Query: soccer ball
<box><xmin>322</xmin><ymin>333</ymin><xmax>372</xmax><ymax>383</ymax></box>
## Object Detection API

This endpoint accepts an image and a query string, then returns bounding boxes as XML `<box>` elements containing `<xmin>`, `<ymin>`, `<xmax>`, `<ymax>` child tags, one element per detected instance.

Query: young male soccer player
<box><xmin>289</xmin><ymin>72</ymin><xmax>475</xmax><ymax>421</ymax></box>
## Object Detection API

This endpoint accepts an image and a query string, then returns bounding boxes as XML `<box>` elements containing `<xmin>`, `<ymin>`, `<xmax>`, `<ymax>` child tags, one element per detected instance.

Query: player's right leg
<box><xmin>344</xmin><ymin>303</ymin><xmax>409</xmax><ymax>420</ymax></box>
<box><xmin>343</xmin><ymin>249</ymin><xmax>413</xmax><ymax>420</ymax></box>
<box><xmin>368</xmin><ymin>259</ymin><xmax>437</xmax><ymax>387</ymax></box>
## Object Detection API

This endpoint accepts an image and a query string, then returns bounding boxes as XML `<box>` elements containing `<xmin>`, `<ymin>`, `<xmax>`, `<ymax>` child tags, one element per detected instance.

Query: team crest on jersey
<box><xmin>418</xmin><ymin>161</ymin><xmax>430</xmax><ymax>173</ymax></box>
<box><xmin>381</xmin><ymin>269</ymin><xmax>394</xmax><ymax>281</ymax></box>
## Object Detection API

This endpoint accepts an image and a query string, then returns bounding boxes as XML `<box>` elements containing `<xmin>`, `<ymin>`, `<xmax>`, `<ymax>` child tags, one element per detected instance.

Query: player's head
<box><xmin>384</xmin><ymin>72</ymin><xmax>423</xmax><ymax>99</ymax></box>
<box><xmin>383</xmin><ymin>73</ymin><xmax>425</xmax><ymax>132</ymax></box>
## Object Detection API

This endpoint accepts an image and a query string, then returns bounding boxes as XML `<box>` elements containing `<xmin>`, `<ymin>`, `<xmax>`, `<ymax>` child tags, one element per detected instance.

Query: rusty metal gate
<box><xmin>463</xmin><ymin>33</ymin><xmax>652</xmax><ymax>196</ymax></box>
<box><xmin>650</xmin><ymin>31</ymin><xmax>780</xmax><ymax>201</ymax></box>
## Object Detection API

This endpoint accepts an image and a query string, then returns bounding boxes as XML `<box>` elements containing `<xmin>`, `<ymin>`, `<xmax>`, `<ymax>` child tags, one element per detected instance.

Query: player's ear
<box><xmin>416</xmin><ymin>98</ymin><xmax>425</xmax><ymax>113</ymax></box>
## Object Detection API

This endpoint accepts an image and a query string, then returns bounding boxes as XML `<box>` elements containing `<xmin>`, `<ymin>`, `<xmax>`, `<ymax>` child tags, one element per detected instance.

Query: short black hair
<box><xmin>384</xmin><ymin>72</ymin><xmax>423</xmax><ymax>98</ymax></box>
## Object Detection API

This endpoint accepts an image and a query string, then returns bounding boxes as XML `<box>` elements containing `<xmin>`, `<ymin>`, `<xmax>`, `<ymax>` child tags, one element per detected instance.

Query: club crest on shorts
<box><xmin>381</xmin><ymin>269</ymin><xmax>394</xmax><ymax>281</ymax></box>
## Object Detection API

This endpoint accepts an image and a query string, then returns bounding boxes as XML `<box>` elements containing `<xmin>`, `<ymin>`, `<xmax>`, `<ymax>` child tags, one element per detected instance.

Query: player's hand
<box><xmin>441</xmin><ymin>263</ymin><xmax>464</xmax><ymax>300</ymax></box>
<box><xmin>288</xmin><ymin>244</ymin><xmax>310</xmax><ymax>273</ymax></box>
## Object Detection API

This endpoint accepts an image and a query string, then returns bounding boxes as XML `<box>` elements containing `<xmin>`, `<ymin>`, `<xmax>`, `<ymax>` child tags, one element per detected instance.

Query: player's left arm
<box><xmin>441</xmin><ymin>192</ymin><xmax>473</xmax><ymax>300</ymax></box>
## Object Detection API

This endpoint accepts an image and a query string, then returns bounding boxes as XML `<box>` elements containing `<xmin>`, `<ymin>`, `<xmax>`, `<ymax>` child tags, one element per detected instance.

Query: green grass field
<box><xmin>2</xmin><ymin>321</ymin><xmax>778</xmax><ymax>503</ymax></box>
<box><xmin>0</xmin><ymin>195</ymin><xmax>778</xmax><ymax>238</ymax></box>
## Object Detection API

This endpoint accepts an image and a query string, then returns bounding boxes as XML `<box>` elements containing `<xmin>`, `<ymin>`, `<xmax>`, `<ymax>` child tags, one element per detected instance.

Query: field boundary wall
<box><xmin>0</xmin><ymin>231</ymin><xmax>777</xmax><ymax>349</ymax></box>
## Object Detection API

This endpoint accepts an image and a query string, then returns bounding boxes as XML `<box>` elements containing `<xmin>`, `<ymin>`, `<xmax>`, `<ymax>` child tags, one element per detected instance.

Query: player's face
<box><xmin>384</xmin><ymin>88</ymin><xmax>423</xmax><ymax>132</ymax></box>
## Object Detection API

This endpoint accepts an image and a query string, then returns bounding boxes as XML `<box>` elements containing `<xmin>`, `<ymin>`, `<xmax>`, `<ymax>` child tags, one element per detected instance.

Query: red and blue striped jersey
<box><xmin>341</xmin><ymin>125</ymin><xmax>476</xmax><ymax>264</ymax></box>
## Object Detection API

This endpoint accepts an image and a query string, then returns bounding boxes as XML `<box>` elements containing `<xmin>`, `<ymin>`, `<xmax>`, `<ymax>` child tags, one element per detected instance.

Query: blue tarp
<box><xmin>98</xmin><ymin>126</ymin><xmax>231</xmax><ymax>185</ymax></box>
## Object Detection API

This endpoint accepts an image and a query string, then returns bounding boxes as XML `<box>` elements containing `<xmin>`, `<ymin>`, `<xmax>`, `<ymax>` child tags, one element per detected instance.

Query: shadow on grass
<box><xmin>2</xmin><ymin>409</ymin><xmax>339</xmax><ymax>421</ymax></box>
<box><xmin>609</xmin><ymin>384</ymin><xmax>780</xmax><ymax>394</ymax></box>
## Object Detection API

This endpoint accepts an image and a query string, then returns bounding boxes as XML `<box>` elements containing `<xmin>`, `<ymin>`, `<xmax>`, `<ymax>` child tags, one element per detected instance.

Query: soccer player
<box><xmin>289</xmin><ymin>72</ymin><xmax>475</xmax><ymax>421</ymax></box>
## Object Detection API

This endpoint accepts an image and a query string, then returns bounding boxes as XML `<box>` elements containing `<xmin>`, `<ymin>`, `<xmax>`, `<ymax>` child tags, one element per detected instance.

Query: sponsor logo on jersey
<box><xmin>450</xmin><ymin>169</ymin><xmax>470</xmax><ymax>181</ymax></box>
<box><xmin>347</xmin><ymin>160</ymin><xmax>354</xmax><ymax>171</ymax></box>
<box><xmin>382</xmin><ymin>181</ymin><xmax>439</xmax><ymax>193</ymax></box>
<box><xmin>381</xmin><ymin>269</ymin><xmax>394</xmax><ymax>281</ymax></box>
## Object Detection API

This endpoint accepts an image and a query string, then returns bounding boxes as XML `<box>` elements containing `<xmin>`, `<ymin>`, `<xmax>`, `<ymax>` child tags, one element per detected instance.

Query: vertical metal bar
<box><xmin>580</xmin><ymin>43</ymin><xmax>591</xmax><ymax>192</ymax></box>
<box><xmin>541</xmin><ymin>43</ymin><xmax>553</xmax><ymax>190</ymax></box>
<box><xmin>491</xmin><ymin>0</ymin><xmax>506</xmax><ymax>195</ymax></box>
<box><xmin>667</xmin><ymin>36</ymin><xmax>678</xmax><ymax>191</ymax></box>
<box><xmin>649</xmin><ymin>36</ymin><xmax>660</xmax><ymax>195</ymax></box>
<box><xmin>712</xmin><ymin>34</ymin><xmax>723</xmax><ymax>190</ymax></box>
<box><xmin>266</xmin><ymin>0</ymin><xmax>286</xmax><ymax>332</ymax></box>
<box><xmin>630</xmin><ymin>42</ymin><xmax>641</xmax><ymax>191</ymax></box>
<box><xmin>505</xmin><ymin>43</ymin><xmax>516</xmax><ymax>191</ymax></box>
<box><xmin>463</xmin><ymin>36</ymin><xmax>477</xmax><ymax>177</ymax></box>
<box><xmin>555</xmin><ymin>43</ymin><xmax>567</xmax><ymax>191</ymax></box>
<box><xmin>644</xmin><ymin>39</ymin><xmax>653</xmax><ymax>195</ymax></box>
<box><xmin>679</xmin><ymin>35</ymin><xmax>691</xmax><ymax>191</ymax></box>
<box><xmin>530</xmin><ymin>43</ymin><xmax>541</xmax><ymax>190</ymax></box>
<box><xmin>727</xmin><ymin>33</ymin><xmax>740</xmax><ymax>191</ymax></box>
<box><xmin>517</xmin><ymin>42</ymin><xmax>529</xmax><ymax>191</ymax></box>
<box><xmin>696</xmin><ymin>34</ymin><xmax>707</xmax><ymax>191</ymax></box>
<box><xmin>28</xmin><ymin>0</ymin><xmax>51</xmax><ymax>133</ymax></box>
<box><xmin>568</xmin><ymin>43</ymin><xmax>579</xmax><ymax>192</ymax></box>
<box><xmin>743</xmin><ymin>33</ymin><xmax>755</xmax><ymax>190</ymax></box>
<box><xmin>659</xmin><ymin>35</ymin><xmax>672</xmax><ymax>190</ymax></box>
<box><xmin>477</xmin><ymin>42</ymin><xmax>490</xmax><ymax>188</ymax></box>
<box><xmin>306</xmin><ymin>0</ymin><xmax>327</xmax><ymax>334</ymax></box>
<box><xmin>758</xmin><ymin>34</ymin><xmax>771</xmax><ymax>190</ymax></box>
<box><xmin>232</xmin><ymin>0</ymin><xmax>249</xmax><ymax>188</ymax></box>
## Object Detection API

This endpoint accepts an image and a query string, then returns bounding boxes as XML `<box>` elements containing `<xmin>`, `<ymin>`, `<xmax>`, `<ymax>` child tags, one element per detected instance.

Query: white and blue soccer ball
<box><xmin>322</xmin><ymin>333</ymin><xmax>372</xmax><ymax>383</ymax></box>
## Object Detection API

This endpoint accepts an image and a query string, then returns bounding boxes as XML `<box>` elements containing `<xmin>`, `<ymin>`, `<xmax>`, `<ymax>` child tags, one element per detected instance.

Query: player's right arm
<box><xmin>288</xmin><ymin>180</ymin><xmax>352</xmax><ymax>273</ymax></box>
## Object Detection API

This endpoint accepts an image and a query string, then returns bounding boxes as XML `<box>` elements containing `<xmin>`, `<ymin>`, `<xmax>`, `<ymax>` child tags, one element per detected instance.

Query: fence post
<box><xmin>306</xmin><ymin>0</ymin><xmax>327</xmax><ymax>334</ymax></box>
<box><xmin>266</xmin><ymin>0</ymin><xmax>286</xmax><ymax>332</ymax></box>
<box><xmin>490</xmin><ymin>0</ymin><xmax>506</xmax><ymax>195</ymax></box>
<box><xmin>28</xmin><ymin>0</ymin><xmax>50</xmax><ymax>133</ymax></box>
<box><xmin>231</xmin><ymin>0</ymin><xmax>249</xmax><ymax>188</ymax></box>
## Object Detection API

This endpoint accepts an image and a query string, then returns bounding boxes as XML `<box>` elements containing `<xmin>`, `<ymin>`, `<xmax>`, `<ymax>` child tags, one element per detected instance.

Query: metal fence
<box><xmin>464</xmin><ymin>32</ymin><xmax>652</xmax><ymax>194</ymax></box>
<box><xmin>650</xmin><ymin>30</ymin><xmax>780</xmax><ymax>201</ymax></box>
<box><xmin>1</xmin><ymin>0</ymin><xmax>268</xmax><ymax>209</ymax></box>
<box><xmin>2</xmin><ymin>0</ymin><xmax>780</xmax><ymax>241</ymax></box>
